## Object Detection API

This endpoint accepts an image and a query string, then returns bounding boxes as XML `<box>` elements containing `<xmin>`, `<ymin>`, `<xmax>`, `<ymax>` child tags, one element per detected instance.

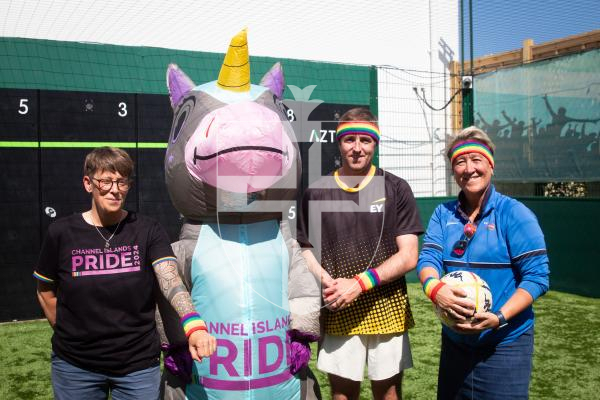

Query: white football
<box><xmin>434</xmin><ymin>270</ymin><xmax>493</xmax><ymax>328</ymax></box>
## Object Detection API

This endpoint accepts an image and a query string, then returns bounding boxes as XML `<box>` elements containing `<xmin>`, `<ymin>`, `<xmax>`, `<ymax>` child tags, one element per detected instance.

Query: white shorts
<box><xmin>316</xmin><ymin>332</ymin><xmax>413</xmax><ymax>382</ymax></box>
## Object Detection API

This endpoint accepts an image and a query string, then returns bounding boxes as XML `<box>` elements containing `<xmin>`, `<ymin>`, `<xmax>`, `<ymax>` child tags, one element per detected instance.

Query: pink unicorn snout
<box><xmin>185</xmin><ymin>101</ymin><xmax>294</xmax><ymax>193</ymax></box>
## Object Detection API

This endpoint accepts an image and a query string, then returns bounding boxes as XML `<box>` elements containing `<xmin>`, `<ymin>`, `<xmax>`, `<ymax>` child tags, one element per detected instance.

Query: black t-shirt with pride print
<box><xmin>35</xmin><ymin>211</ymin><xmax>174</xmax><ymax>375</ymax></box>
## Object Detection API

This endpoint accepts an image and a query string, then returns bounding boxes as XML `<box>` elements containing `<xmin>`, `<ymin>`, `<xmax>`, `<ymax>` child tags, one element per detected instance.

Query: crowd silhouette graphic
<box><xmin>474</xmin><ymin>94</ymin><xmax>600</xmax><ymax>180</ymax></box>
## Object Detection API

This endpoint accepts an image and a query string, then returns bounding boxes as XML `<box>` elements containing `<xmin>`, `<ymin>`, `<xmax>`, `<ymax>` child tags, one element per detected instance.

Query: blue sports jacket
<box><xmin>417</xmin><ymin>185</ymin><xmax>550</xmax><ymax>346</ymax></box>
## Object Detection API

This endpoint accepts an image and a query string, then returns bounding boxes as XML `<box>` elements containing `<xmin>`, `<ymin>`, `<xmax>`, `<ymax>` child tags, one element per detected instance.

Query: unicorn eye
<box><xmin>170</xmin><ymin>97</ymin><xmax>195</xmax><ymax>144</ymax></box>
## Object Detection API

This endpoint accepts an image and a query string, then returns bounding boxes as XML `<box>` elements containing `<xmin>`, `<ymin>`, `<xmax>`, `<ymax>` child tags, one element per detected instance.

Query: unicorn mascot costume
<box><xmin>156</xmin><ymin>30</ymin><xmax>321</xmax><ymax>400</ymax></box>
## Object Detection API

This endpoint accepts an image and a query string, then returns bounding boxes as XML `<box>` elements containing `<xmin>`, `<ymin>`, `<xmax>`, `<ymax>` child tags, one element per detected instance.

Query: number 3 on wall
<box><xmin>118</xmin><ymin>102</ymin><xmax>128</xmax><ymax>117</ymax></box>
<box><xmin>18</xmin><ymin>99</ymin><xmax>29</xmax><ymax>115</ymax></box>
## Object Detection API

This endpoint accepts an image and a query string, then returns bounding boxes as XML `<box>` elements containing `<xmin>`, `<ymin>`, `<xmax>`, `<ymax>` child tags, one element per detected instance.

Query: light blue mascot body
<box><xmin>156</xmin><ymin>30</ymin><xmax>321</xmax><ymax>400</ymax></box>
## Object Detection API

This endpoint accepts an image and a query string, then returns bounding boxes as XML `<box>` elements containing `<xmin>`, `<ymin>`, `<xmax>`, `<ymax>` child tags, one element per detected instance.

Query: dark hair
<box><xmin>338</xmin><ymin>107</ymin><xmax>378</xmax><ymax>126</ymax></box>
<box><xmin>84</xmin><ymin>147</ymin><xmax>134</xmax><ymax>178</ymax></box>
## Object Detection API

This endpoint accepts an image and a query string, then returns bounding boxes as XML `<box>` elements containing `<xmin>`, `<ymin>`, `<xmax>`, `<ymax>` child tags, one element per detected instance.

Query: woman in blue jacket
<box><xmin>417</xmin><ymin>126</ymin><xmax>550</xmax><ymax>399</ymax></box>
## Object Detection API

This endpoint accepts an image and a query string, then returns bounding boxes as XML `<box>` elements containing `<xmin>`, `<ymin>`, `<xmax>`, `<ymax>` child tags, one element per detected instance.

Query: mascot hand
<box><xmin>161</xmin><ymin>343</ymin><xmax>193</xmax><ymax>384</ymax></box>
<box><xmin>189</xmin><ymin>330</ymin><xmax>217</xmax><ymax>361</ymax></box>
<box><xmin>288</xmin><ymin>330</ymin><xmax>319</xmax><ymax>375</ymax></box>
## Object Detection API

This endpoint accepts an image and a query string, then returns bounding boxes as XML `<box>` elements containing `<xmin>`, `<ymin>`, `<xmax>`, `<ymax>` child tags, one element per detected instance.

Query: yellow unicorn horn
<box><xmin>217</xmin><ymin>29</ymin><xmax>250</xmax><ymax>92</ymax></box>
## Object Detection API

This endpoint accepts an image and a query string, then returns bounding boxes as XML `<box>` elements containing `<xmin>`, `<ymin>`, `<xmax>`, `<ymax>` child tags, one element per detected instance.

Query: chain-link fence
<box><xmin>377</xmin><ymin>66</ymin><xmax>459</xmax><ymax>198</ymax></box>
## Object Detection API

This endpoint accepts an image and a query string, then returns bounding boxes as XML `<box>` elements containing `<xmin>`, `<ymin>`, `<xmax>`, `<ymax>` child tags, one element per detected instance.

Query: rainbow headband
<box><xmin>450</xmin><ymin>140</ymin><xmax>494</xmax><ymax>167</ymax></box>
<box><xmin>335</xmin><ymin>121</ymin><xmax>380</xmax><ymax>143</ymax></box>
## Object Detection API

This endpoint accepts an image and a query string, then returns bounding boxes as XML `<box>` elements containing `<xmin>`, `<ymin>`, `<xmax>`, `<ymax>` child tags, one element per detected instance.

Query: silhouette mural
<box><xmin>473</xmin><ymin>48</ymin><xmax>600</xmax><ymax>181</ymax></box>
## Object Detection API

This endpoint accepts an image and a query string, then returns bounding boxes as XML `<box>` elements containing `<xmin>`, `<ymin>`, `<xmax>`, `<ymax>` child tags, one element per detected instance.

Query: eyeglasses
<box><xmin>452</xmin><ymin>222</ymin><xmax>477</xmax><ymax>257</ymax></box>
<box><xmin>89</xmin><ymin>177</ymin><xmax>131</xmax><ymax>192</ymax></box>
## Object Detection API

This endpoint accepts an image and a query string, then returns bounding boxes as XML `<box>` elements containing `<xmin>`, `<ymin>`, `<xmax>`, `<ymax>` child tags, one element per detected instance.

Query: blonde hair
<box><xmin>446</xmin><ymin>126</ymin><xmax>496</xmax><ymax>160</ymax></box>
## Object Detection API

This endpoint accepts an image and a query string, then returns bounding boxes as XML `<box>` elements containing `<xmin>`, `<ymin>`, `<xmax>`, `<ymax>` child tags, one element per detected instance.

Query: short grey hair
<box><xmin>446</xmin><ymin>126</ymin><xmax>496</xmax><ymax>160</ymax></box>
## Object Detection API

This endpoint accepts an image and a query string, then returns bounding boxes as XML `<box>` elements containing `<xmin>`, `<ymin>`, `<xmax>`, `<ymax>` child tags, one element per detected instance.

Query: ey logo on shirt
<box><xmin>370</xmin><ymin>197</ymin><xmax>385</xmax><ymax>213</ymax></box>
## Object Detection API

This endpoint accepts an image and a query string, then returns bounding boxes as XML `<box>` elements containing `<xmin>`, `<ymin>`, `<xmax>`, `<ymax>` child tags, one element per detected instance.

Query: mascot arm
<box><xmin>281</xmin><ymin>221</ymin><xmax>320</xmax><ymax>374</ymax></box>
<box><xmin>281</xmin><ymin>220</ymin><xmax>321</xmax><ymax>336</ymax></box>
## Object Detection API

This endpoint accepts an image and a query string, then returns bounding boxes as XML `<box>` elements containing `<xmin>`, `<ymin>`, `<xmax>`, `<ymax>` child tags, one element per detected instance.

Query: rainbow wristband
<box><xmin>181</xmin><ymin>312</ymin><xmax>208</xmax><ymax>338</ymax></box>
<box><xmin>422</xmin><ymin>277</ymin><xmax>438</xmax><ymax>297</ymax></box>
<box><xmin>353</xmin><ymin>269</ymin><xmax>381</xmax><ymax>293</ymax></box>
<box><xmin>423</xmin><ymin>277</ymin><xmax>445</xmax><ymax>302</ymax></box>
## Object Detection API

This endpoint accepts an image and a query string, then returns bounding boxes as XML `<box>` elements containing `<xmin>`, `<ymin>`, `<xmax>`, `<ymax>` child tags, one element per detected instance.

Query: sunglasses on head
<box><xmin>452</xmin><ymin>222</ymin><xmax>477</xmax><ymax>257</ymax></box>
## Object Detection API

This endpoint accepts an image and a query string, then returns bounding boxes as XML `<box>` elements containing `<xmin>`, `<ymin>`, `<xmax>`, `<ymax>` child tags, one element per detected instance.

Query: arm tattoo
<box><xmin>170</xmin><ymin>292</ymin><xmax>195</xmax><ymax>316</ymax></box>
<box><xmin>154</xmin><ymin>259</ymin><xmax>195</xmax><ymax>316</ymax></box>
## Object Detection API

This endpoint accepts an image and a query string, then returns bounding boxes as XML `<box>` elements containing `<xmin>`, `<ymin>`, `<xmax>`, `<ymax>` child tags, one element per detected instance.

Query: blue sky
<box><xmin>464</xmin><ymin>0</ymin><xmax>600</xmax><ymax>58</ymax></box>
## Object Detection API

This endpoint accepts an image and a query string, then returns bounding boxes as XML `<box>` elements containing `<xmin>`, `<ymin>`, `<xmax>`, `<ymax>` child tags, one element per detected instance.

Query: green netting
<box><xmin>474</xmin><ymin>48</ymin><xmax>600</xmax><ymax>181</ymax></box>
<box><xmin>0</xmin><ymin>37</ymin><xmax>371</xmax><ymax>105</ymax></box>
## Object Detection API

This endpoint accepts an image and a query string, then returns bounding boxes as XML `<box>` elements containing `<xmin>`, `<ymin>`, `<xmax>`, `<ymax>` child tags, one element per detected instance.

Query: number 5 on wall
<box><xmin>18</xmin><ymin>99</ymin><xmax>28</xmax><ymax>115</ymax></box>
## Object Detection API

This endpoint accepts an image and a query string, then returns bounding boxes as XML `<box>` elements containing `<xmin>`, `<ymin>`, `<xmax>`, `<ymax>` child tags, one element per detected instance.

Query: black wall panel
<box><xmin>40</xmin><ymin>91</ymin><xmax>136</xmax><ymax>141</ymax></box>
<box><xmin>0</xmin><ymin>149</ymin><xmax>41</xmax><ymax>320</ymax></box>
<box><xmin>137</xmin><ymin>149</ymin><xmax>182</xmax><ymax>241</ymax></box>
<box><xmin>0</xmin><ymin>88</ymin><xmax>38</xmax><ymax>141</ymax></box>
<box><xmin>0</xmin><ymin>87</ymin><xmax>360</xmax><ymax>321</ymax></box>
<box><xmin>138</xmin><ymin>94</ymin><xmax>173</xmax><ymax>142</ymax></box>
<box><xmin>0</xmin><ymin>89</ymin><xmax>41</xmax><ymax>320</ymax></box>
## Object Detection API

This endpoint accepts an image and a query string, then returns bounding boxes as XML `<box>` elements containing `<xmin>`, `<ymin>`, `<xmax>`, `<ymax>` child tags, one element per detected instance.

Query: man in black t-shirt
<box><xmin>34</xmin><ymin>147</ymin><xmax>217</xmax><ymax>399</ymax></box>
<box><xmin>298</xmin><ymin>109</ymin><xmax>423</xmax><ymax>400</ymax></box>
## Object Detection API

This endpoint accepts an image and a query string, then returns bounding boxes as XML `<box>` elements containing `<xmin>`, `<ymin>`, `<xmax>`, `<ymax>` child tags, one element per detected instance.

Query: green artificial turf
<box><xmin>528</xmin><ymin>290</ymin><xmax>600</xmax><ymax>400</ymax></box>
<box><xmin>0</xmin><ymin>319</ymin><xmax>54</xmax><ymax>399</ymax></box>
<box><xmin>1</xmin><ymin>283</ymin><xmax>599</xmax><ymax>399</ymax></box>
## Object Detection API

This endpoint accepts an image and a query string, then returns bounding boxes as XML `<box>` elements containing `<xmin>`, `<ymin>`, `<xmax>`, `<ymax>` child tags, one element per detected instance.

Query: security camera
<box><xmin>462</xmin><ymin>76</ymin><xmax>473</xmax><ymax>89</ymax></box>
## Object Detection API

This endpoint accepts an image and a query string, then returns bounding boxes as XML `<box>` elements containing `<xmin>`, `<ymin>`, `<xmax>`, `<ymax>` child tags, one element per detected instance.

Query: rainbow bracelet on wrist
<box><xmin>423</xmin><ymin>277</ymin><xmax>445</xmax><ymax>303</ymax></box>
<box><xmin>353</xmin><ymin>268</ymin><xmax>381</xmax><ymax>293</ymax></box>
<box><xmin>181</xmin><ymin>312</ymin><xmax>208</xmax><ymax>338</ymax></box>
<box><xmin>422</xmin><ymin>276</ymin><xmax>437</xmax><ymax>296</ymax></box>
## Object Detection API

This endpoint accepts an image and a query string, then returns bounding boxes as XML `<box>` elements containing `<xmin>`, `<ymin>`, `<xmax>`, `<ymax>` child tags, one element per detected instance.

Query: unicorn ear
<box><xmin>166</xmin><ymin>64</ymin><xmax>195</xmax><ymax>109</ymax></box>
<box><xmin>260</xmin><ymin>62</ymin><xmax>285</xmax><ymax>98</ymax></box>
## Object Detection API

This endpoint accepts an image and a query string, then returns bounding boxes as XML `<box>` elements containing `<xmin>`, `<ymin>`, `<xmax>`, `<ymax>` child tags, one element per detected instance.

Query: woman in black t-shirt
<box><xmin>34</xmin><ymin>147</ymin><xmax>216</xmax><ymax>399</ymax></box>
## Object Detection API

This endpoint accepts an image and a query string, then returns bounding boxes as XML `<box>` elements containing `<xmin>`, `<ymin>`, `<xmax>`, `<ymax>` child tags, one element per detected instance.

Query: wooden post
<box><xmin>523</xmin><ymin>39</ymin><xmax>534</xmax><ymax>166</ymax></box>
<box><xmin>523</xmin><ymin>38</ymin><xmax>534</xmax><ymax>63</ymax></box>
<box><xmin>450</xmin><ymin>61</ymin><xmax>462</xmax><ymax>134</ymax></box>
